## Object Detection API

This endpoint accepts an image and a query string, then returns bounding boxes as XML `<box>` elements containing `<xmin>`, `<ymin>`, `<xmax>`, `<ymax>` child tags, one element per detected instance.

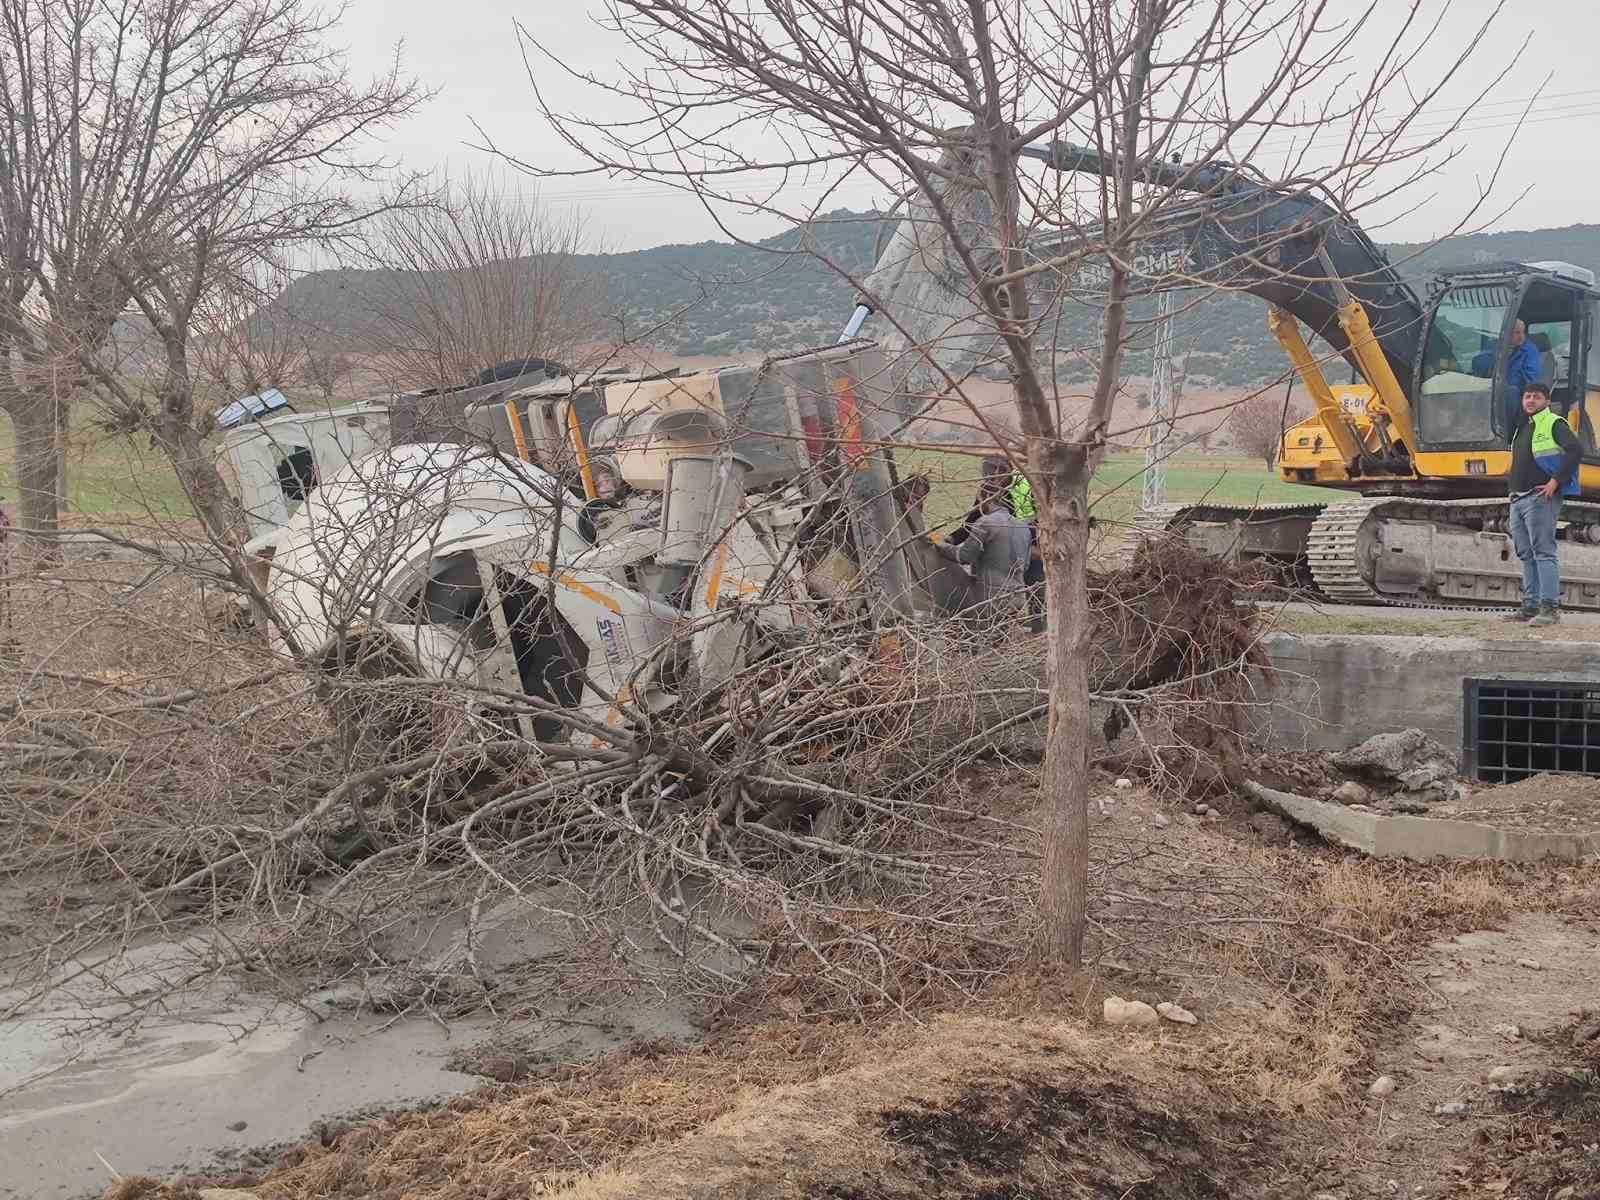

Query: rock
<box><xmin>1333</xmin><ymin>729</ymin><xmax>1458</xmax><ymax>791</ymax></box>
<box><xmin>1114</xmin><ymin>777</ymin><xmax>1134</xmax><ymax>791</ymax></box>
<box><xmin>1103</xmin><ymin>996</ymin><xmax>1159</xmax><ymax>1027</ymax></box>
<box><xmin>1415</xmin><ymin>1025</ymin><xmax>1471</xmax><ymax>1063</ymax></box>
<box><xmin>1555</xmin><ymin>1187</ymin><xmax>1576</xmax><ymax>1200</ymax></box>
<box><xmin>1368</xmin><ymin>1075</ymin><xmax>1397</xmax><ymax>1098</ymax></box>
<box><xmin>1491</xmin><ymin>1022</ymin><xmax>1522</xmax><ymax>1041</ymax></box>
<box><xmin>1573</xmin><ymin>1018</ymin><xmax>1600</xmax><ymax>1045</ymax></box>
<box><xmin>1152</xmin><ymin>813</ymin><xmax>1171</xmax><ymax>829</ymax></box>
<box><xmin>1433</xmin><ymin>1101</ymin><xmax>1470</xmax><ymax>1115</ymax></box>
<box><xmin>1487</xmin><ymin>1065</ymin><xmax>1529</xmax><ymax>1085</ymax></box>
<box><xmin>226</xmin><ymin>1119</ymin><xmax>248</xmax><ymax>1131</ymax></box>
<box><xmin>1157</xmin><ymin>1001</ymin><xmax>1198</xmax><ymax>1025</ymax></box>
<box><xmin>1249</xmin><ymin>811</ymin><xmax>1291</xmax><ymax>845</ymax></box>
<box><xmin>1392</xmin><ymin>799</ymin><xmax>1430</xmax><ymax>815</ymax></box>
<box><xmin>1516</xmin><ymin>958</ymin><xmax>1542</xmax><ymax>971</ymax></box>
<box><xmin>1204</xmin><ymin>809</ymin><xmax>1221</xmax><ymax>822</ymax></box>
<box><xmin>1193</xmin><ymin>803</ymin><xmax>1210</xmax><ymax>816</ymax></box>
<box><xmin>1332</xmin><ymin>780</ymin><xmax>1373</xmax><ymax>806</ymax></box>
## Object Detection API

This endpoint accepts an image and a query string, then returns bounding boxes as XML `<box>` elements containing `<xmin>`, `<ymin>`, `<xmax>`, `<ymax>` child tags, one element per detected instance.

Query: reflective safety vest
<box><xmin>1529</xmin><ymin>408</ymin><xmax>1580</xmax><ymax>497</ymax></box>
<box><xmin>1009</xmin><ymin>472</ymin><xmax>1036</xmax><ymax>521</ymax></box>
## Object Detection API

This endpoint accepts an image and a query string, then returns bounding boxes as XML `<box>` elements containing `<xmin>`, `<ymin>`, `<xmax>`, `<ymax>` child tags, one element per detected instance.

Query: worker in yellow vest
<box><xmin>1008</xmin><ymin>471</ymin><xmax>1035</xmax><ymax>521</ymax></box>
<box><xmin>1005</xmin><ymin>469</ymin><xmax>1044</xmax><ymax>632</ymax></box>
<box><xmin>1505</xmin><ymin>382</ymin><xmax>1580</xmax><ymax>627</ymax></box>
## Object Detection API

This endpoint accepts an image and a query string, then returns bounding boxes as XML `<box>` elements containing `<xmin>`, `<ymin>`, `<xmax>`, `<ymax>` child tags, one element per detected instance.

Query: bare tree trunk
<box><xmin>153</xmin><ymin>388</ymin><xmax>248</xmax><ymax>546</ymax></box>
<box><xmin>55</xmin><ymin>393</ymin><xmax>68</xmax><ymax>512</ymax></box>
<box><xmin>7</xmin><ymin>399</ymin><xmax>62</xmax><ymax>563</ymax></box>
<box><xmin>1034</xmin><ymin>443</ymin><xmax>1093</xmax><ymax>967</ymax></box>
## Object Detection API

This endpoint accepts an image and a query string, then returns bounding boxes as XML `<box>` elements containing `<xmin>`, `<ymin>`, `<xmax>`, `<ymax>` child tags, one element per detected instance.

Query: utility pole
<box><xmin>1142</xmin><ymin>289</ymin><xmax>1174</xmax><ymax>511</ymax></box>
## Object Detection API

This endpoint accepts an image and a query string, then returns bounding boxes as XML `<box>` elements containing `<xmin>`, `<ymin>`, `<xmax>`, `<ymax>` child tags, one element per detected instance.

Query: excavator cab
<box><xmin>1416</xmin><ymin>264</ymin><xmax>1598</xmax><ymax>460</ymax></box>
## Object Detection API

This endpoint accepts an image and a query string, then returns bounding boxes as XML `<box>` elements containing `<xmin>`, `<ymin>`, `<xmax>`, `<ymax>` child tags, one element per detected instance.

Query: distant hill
<box><xmin>258</xmin><ymin>211</ymin><xmax>883</xmax><ymax>368</ymax></box>
<box><xmin>258</xmin><ymin>212</ymin><xmax>1600</xmax><ymax>389</ymax></box>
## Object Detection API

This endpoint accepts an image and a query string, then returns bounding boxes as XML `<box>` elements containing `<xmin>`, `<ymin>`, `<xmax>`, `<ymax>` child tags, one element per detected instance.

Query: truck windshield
<box><xmin>1417</xmin><ymin>283</ymin><xmax>1514</xmax><ymax>444</ymax></box>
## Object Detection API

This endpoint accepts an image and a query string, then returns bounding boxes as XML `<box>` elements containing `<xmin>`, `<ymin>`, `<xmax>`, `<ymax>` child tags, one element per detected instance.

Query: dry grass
<box><xmin>229</xmin><ymin>1023</ymin><xmax>879</xmax><ymax>1200</ymax></box>
<box><xmin>145</xmin><ymin>787</ymin><xmax>1586</xmax><ymax>1200</ymax></box>
<box><xmin>223</xmin><ymin>1015</ymin><xmax>1296</xmax><ymax>1200</ymax></box>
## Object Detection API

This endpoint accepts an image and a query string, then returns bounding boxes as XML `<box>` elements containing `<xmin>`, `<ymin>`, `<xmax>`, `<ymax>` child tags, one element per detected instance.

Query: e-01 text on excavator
<box><xmin>1011</xmin><ymin>142</ymin><xmax>1600</xmax><ymax>611</ymax></box>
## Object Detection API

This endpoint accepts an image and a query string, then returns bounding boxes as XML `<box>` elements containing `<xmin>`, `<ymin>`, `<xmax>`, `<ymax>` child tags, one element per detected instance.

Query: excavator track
<box><xmin>1305</xmin><ymin>498</ymin><xmax>1386</xmax><ymax>604</ymax></box>
<box><xmin>1133</xmin><ymin>500</ymin><xmax>1326</xmax><ymax>588</ymax></box>
<box><xmin>1141</xmin><ymin>495</ymin><xmax>1600</xmax><ymax>612</ymax></box>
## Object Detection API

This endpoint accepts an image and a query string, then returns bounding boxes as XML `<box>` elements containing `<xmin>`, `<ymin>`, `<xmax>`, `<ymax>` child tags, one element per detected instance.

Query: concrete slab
<box><xmin>1245</xmin><ymin>781</ymin><xmax>1600</xmax><ymax>863</ymax></box>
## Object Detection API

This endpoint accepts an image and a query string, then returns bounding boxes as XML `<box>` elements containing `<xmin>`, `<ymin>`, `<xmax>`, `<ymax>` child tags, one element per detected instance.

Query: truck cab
<box><xmin>218</xmin><ymin>399</ymin><xmax>392</xmax><ymax>546</ymax></box>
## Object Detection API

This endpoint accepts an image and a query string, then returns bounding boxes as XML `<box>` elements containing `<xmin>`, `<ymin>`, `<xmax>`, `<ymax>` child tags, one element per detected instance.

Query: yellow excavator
<box><xmin>1254</xmin><ymin>257</ymin><xmax>1600</xmax><ymax>610</ymax></box>
<box><xmin>861</xmin><ymin>140</ymin><xmax>1600</xmax><ymax>611</ymax></box>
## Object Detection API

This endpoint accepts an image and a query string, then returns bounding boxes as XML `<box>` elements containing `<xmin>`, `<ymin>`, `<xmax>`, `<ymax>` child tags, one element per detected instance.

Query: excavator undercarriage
<box><xmin>1147</xmin><ymin>495</ymin><xmax>1600</xmax><ymax>611</ymax></box>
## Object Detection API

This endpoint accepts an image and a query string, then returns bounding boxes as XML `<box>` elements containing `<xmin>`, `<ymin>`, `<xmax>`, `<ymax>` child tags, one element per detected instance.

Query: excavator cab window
<box><xmin>1417</xmin><ymin>283</ymin><xmax>1513</xmax><ymax>445</ymax></box>
<box><xmin>1515</xmin><ymin>280</ymin><xmax>1585</xmax><ymax>444</ymax></box>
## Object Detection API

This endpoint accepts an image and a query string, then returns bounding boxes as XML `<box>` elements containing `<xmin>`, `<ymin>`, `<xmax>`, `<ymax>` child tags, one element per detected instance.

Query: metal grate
<box><xmin>1463</xmin><ymin>678</ymin><xmax>1600</xmax><ymax>784</ymax></box>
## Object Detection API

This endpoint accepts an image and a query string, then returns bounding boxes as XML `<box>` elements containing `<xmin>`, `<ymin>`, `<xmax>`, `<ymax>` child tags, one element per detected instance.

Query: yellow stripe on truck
<box><xmin>703</xmin><ymin>540</ymin><xmax>731</xmax><ymax>609</ymax></box>
<box><xmin>568</xmin><ymin>404</ymin><xmax>598</xmax><ymax>500</ymax></box>
<box><xmin>503</xmin><ymin>398</ymin><xmax>532</xmax><ymax>463</ymax></box>
<box><xmin>526</xmin><ymin>562</ymin><xmax>622</xmax><ymax>614</ymax></box>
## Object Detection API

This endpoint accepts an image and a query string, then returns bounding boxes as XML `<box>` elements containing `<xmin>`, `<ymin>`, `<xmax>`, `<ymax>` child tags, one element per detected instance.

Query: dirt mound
<box><xmin>203</xmin><ymin>1025</ymin><xmax>864</xmax><ymax>1200</ymax></box>
<box><xmin>205</xmin><ymin>1016</ymin><xmax>1294</xmax><ymax>1200</ymax></box>
<box><xmin>872</xmin><ymin>1078</ymin><xmax>1242</xmax><ymax>1200</ymax></box>
<box><xmin>1450</xmin><ymin>772</ymin><xmax>1600</xmax><ymax>834</ymax></box>
<box><xmin>551</xmin><ymin>1018</ymin><xmax>1281</xmax><ymax>1200</ymax></box>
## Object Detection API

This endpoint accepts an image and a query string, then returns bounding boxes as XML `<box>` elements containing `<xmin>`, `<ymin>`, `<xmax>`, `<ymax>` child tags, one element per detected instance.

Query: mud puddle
<box><xmin>0</xmin><ymin>901</ymin><xmax>700</xmax><ymax>1198</ymax></box>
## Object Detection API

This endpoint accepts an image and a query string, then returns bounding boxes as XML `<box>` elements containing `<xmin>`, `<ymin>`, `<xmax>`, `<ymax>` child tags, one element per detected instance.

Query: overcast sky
<box><xmin>337</xmin><ymin>0</ymin><xmax>1600</xmax><ymax>254</ymax></box>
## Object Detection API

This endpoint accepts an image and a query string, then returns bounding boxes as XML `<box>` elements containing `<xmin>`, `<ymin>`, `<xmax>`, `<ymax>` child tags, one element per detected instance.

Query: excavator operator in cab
<box><xmin>1503</xmin><ymin>319</ymin><xmax>1543</xmax><ymax>440</ymax></box>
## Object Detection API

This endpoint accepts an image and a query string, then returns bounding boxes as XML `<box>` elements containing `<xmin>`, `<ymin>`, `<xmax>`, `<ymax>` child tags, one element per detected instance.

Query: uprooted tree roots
<box><xmin>1</xmin><ymin>537</ymin><xmax>1268</xmax><ymax>1021</ymax></box>
<box><xmin>1091</xmin><ymin>538</ymin><xmax>1270</xmax><ymax>795</ymax></box>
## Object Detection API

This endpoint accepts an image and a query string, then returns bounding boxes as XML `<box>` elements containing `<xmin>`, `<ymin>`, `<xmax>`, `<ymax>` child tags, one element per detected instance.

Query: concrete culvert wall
<box><xmin>1261</xmin><ymin>633</ymin><xmax>1600</xmax><ymax>774</ymax></box>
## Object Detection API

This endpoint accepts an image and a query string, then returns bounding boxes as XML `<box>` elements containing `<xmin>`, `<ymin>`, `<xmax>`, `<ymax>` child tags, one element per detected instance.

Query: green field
<box><xmin>898</xmin><ymin>448</ymin><xmax>1329</xmax><ymax>533</ymax></box>
<box><xmin>0</xmin><ymin>419</ymin><xmax>195</xmax><ymax>521</ymax></box>
<box><xmin>0</xmin><ymin>414</ymin><xmax>1331</xmax><ymax>534</ymax></box>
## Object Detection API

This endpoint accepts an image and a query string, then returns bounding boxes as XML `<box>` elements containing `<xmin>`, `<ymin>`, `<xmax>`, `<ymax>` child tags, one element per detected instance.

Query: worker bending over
<box><xmin>1505</xmin><ymin>382</ymin><xmax>1579</xmax><ymax>627</ymax></box>
<box><xmin>938</xmin><ymin>488</ymin><xmax>1031</xmax><ymax>615</ymax></box>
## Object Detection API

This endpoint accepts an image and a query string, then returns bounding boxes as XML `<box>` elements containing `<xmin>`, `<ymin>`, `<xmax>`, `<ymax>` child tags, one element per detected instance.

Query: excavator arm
<box><xmin>848</xmin><ymin>137</ymin><xmax>1428</xmax><ymax>469</ymax></box>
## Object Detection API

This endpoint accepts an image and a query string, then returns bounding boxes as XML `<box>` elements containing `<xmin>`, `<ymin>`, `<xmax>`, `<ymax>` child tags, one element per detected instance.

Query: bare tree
<box><xmin>0</xmin><ymin>0</ymin><xmax>422</xmax><ymax>549</ymax></box>
<box><xmin>1230</xmin><ymin>390</ymin><xmax>1309</xmax><ymax>472</ymax></box>
<box><xmin>192</xmin><ymin>269</ymin><xmax>305</xmax><ymax>404</ymax></box>
<box><xmin>301</xmin><ymin>348</ymin><xmax>357</xmax><ymax>403</ymax></box>
<box><xmin>505</xmin><ymin>0</ymin><xmax>1515</xmax><ymax>966</ymax></box>
<box><xmin>366</xmin><ymin>172</ymin><xmax>600</xmax><ymax>393</ymax></box>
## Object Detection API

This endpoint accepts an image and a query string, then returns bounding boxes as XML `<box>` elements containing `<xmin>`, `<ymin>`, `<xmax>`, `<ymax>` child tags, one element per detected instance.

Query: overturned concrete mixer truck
<box><xmin>217</xmin><ymin>344</ymin><xmax>980</xmax><ymax>739</ymax></box>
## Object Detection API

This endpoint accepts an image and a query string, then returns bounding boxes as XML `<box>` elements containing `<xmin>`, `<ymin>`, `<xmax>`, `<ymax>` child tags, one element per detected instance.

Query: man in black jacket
<box><xmin>1505</xmin><ymin>382</ymin><xmax>1581</xmax><ymax>626</ymax></box>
